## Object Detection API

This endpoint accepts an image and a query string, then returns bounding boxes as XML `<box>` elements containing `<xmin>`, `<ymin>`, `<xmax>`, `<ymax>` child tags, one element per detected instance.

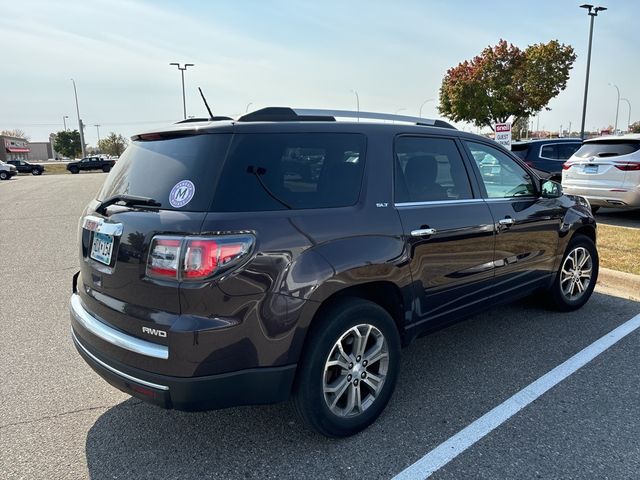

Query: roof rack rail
<box><xmin>174</xmin><ymin>116</ymin><xmax>232</xmax><ymax>124</ymax></box>
<box><xmin>237</xmin><ymin>107</ymin><xmax>455</xmax><ymax>129</ymax></box>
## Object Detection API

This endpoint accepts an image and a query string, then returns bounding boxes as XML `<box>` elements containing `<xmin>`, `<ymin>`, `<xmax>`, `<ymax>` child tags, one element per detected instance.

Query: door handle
<box><xmin>411</xmin><ymin>228</ymin><xmax>437</xmax><ymax>237</ymax></box>
<box><xmin>498</xmin><ymin>217</ymin><xmax>515</xmax><ymax>226</ymax></box>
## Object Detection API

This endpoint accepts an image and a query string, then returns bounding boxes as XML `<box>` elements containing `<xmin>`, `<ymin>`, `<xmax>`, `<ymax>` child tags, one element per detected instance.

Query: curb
<box><xmin>597</xmin><ymin>267</ymin><xmax>640</xmax><ymax>301</ymax></box>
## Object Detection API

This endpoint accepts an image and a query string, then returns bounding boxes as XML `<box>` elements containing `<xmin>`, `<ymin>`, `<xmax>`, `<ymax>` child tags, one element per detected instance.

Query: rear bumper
<box><xmin>72</xmin><ymin>328</ymin><xmax>296</xmax><ymax>411</ymax></box>
<box><xmin>562</xmin><ymin>184</ymin><xmax>640</xmax><ymax>208</ymax></box>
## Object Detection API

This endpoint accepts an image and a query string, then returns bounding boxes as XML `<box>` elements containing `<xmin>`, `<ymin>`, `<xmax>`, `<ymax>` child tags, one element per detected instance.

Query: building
<box><xmin>1</xmin><ymin>135</ymin><xmax>30</xmax><ymax>162</ymax></box>
<box><xmin>27</xmin><ymin>142</ymin><xmax>53</xmax><ymax>161</ymax></box>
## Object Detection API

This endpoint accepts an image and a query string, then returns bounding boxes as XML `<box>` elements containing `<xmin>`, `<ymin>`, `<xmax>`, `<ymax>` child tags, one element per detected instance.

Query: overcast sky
<box><xmin>1</xmin><ymin>0</ymin><xmax>637</xmax><ymax>144</ymax></box>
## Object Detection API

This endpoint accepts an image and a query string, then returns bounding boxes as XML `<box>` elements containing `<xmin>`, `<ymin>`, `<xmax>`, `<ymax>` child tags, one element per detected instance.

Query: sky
<box><xmin>0</xmin><ymin>0</ymin><xmax>638</xmax><ymax>144</ymax></box>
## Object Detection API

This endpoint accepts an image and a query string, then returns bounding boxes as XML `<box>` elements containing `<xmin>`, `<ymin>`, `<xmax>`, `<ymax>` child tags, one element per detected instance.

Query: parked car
<box><xmin>562</xmin><ymin>134</ymin><xmax>640</xmax><ymax>212</ymax></box>
<box><xmin>0</xmin><ymin>160</ymin><xmax>18</xmax><ymax>180</ymax></box>
<box><xmin>511</xmin><ymin>138</ymin><xmax>582</xmax><ymax>180</ymax></box>
<box><xmin>7</xmin><ymin>159</ymin><xmax>45</xmax><ymax>175</ymax></box>
<box><xmin>66</xmin><ymin>156</ymin><xmax>115</xmax><ymax>174</ymax></box>
<box><xmin>70</xmin><ymin>107</ymin><xmax>598</xmax><ymax>437</ymax></box>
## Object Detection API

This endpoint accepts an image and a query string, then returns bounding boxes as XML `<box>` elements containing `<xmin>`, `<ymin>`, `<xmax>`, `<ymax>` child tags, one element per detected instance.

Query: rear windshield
<box><xmin>511</xmin><ymin>144</ymin><xmax>529</xmax><ymax>159</ymax></box>
<box><xmin>574</xmin><ymin>140</ymin><xmax>640</xmax><ymax>159</ymax></box>
<box><xmin>97</xmin><ymin>134</ymin><xmax>231</xmax><ymax>211</ymax></box>
<box><xmin>211</xmin><ymin>133</ymin><xmax>366</xmax><ymax>211</ymax></box>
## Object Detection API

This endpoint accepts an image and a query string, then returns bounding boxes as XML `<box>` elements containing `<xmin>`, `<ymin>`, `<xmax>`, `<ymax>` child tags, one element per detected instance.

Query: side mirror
<box><xmin>541</xmin><ymin>179</ymin><xmax>562</xmax><ymax>198</ymax></box>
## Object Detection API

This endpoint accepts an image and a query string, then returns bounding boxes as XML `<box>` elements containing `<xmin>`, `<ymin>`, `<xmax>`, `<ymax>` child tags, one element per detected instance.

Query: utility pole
<box><xmin>579</xmin><ymin>4</ymin><xmax>607</xmax><ymax>140</ymax></box>
<box><xmin>71</xmin><ymin>78</ymin><xmax>86</xmax><ymax>158</ymax></box>
<box><xmin>63</xmin><ymin>115</ymin><xmax>68</xmax><ymax>131</ymax></box>
<box><xmin>94</xmin><ymin>124</ymin><xmax>101</xmax><ymax>151</ymax></box>
<box><xmin>169</xmin><ymin>63</ymin><xmax>194</xmax><ymax>119</ymax></box>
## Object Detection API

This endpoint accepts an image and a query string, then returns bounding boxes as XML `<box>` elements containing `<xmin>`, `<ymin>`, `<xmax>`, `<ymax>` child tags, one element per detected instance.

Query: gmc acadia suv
<box><xmin>70</xmin><ymin>107</ymin><xmax>598</xmax><ymax>437</ymax></box>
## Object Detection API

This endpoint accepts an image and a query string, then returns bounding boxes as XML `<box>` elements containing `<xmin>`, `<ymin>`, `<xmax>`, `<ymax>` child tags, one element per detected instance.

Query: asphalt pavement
<box><xmin>1</xmin><ymin>174</ymin><xmax>639</xmax><ymax>480</ymax></box>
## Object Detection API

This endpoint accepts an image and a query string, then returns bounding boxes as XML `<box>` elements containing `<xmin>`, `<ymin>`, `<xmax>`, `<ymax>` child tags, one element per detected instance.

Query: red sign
<box><xmin>496</xmin><ymin>124</ymin><xmax>511</xmax><ymax>133</ymax></box>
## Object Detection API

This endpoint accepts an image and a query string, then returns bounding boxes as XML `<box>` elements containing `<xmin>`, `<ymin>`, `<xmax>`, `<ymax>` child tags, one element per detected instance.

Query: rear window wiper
<box><xmin>247</xmin><ymin>165</ymin><xmax>292</xmax><ymax>209</ymax></box>
<box><xmin>95</xmin><ymin>194</ymin><xmax>161</xmax><ymax>215</ymax></box>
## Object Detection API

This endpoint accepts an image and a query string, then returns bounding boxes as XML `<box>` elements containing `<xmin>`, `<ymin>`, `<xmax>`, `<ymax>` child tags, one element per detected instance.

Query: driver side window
<box><xmin>465</xmin><ymin>141</ymin><xmax>535</xmax><ymax>198</ymax></box>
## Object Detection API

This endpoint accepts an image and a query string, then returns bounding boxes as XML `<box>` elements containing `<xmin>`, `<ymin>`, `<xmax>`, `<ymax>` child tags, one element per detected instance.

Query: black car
<box><xmin>70</xmin><ymin>107</ymin><xmax>598</xmax><ymax>437</ymax></box>
<box><xmin>7</xmin><ymin>159</ymin><xmax>45</xmax><ymax>175</ymax></box>
<box><xmin>67</xmin><ymin>156</ymin><xmax>115</xmax><ymax>174</ymax></box>
<box><xmin>511</xmin><ymin>138</ymin><xmax>582</xmax><ymax>180</ymax></box>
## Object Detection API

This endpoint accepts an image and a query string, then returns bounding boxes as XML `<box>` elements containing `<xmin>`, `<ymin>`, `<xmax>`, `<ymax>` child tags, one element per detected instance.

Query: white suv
<box><xmin>562</xmin><ymin>135</ymin><xmax>640</xmax><ymax>212</ymax></box>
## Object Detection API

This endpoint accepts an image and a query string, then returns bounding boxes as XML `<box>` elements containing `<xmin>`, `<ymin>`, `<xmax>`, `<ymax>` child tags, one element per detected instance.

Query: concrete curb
<box><xmin>597</xmin><ymin>267</ymin><xmax>640</xmax><ymax>301</ymax></box>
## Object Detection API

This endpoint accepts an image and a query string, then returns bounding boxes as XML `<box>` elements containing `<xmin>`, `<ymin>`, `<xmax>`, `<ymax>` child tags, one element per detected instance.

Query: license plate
<box><xmin>584</xmin><ymin>165</ymin><xmax>598</xmax><ymax>174</ymax></box>
<box><xmin>90</xmin><ymin>233</ymin><xmax>114</xmax><ymax>265</ymax></box>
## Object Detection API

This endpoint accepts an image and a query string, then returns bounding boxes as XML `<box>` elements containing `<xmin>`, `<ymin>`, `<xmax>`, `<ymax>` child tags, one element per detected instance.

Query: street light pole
<box><xmin>63</xmin><ymin>115</ymin><xmax>68</xmax><ymax>131</ymax></box>
<box><xmin>419</xmin><ymin>98</ymin><xmax>435</xmax><ymax>118</ymax></box>
<box><xmin>621</xmin><ymin>98</ymin><xmax>631</xmax><ymax>132</ymax></box>
<box><xmin>94</xmin><ymin>124</ymin><xmax>101</xmax><ymax>144</ymax></box>
<box><xmin>169</xmin><ymin>63</ymin><xmax>195</xmax><ymax>119</ymax></box>
<box><xmin>245</xmin><ymin>102</ymin><xmax>253</xmax><ymax>113</ymax></box>
<box><xmin>71</xmin><ymin>78</ymin><xmax>87</xmax><ymax>158</ymax></box>
<box><xmin>579</xmin><ymin>4</ymin><xmax>607</xmax><ymax>140</ymax></box>
<box><xmin>609</xmin><ymin>83</ymin><xmax>620</xmax><ymax>133</ymax></box>
<box><xmin>350</xmin><ymin>90</ymin><xmax>360</xmax><ymax>121</ymax></box>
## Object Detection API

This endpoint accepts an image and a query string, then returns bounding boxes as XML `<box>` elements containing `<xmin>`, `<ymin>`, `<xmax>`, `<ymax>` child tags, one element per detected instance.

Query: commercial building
<box><xmin>27</xmin><ymin>141</ymin><xmax>54</xmax><ymax>161</ymax></box>
<box><xmin>1</xmin><ymin>135</ymin><xmax>30</xmax><ymax>162</ymax></box>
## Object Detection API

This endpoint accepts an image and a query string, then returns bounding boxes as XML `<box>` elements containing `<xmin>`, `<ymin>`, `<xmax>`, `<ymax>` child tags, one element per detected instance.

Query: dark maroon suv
<box><xmin>70</xmin><ymin>107</ymin><xmax>598</xmax><ymax>437</ymax></box>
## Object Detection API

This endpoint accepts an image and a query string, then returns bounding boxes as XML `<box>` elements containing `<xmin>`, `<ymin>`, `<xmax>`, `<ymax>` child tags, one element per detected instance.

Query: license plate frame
<box><xmin>90</xmin><ymin>232</ymin><xmax>114</xmax><ymax>265</ymax></box>
<box><xmin>584</xmin><ymin>165</ymin><xmax>598</xmax><ymax>174</ymax></box>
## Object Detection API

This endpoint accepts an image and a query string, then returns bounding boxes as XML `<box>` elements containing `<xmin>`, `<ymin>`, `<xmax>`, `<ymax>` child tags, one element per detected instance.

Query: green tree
<box><xmin>1</xmin><ymin>128</ymin><xmax>30</xmax><ymax>140</ymax></box>
<box><xmin>629</xmin><ymin>121</ymin><xmax>640</xmax><ymax>133</ymax></box>
<box><xmin>512</xmin><ymin>116</ymin><xmax>530</xmax><ymax>140</ymax></box>
<box><xmin>98</xmin><ymin>132</ymin><xmax>128</xmax><ymax>157</ymax></box>
<box><xmin>53</xmin><ymin>130</ymin><xmax>81</xmax><ymax>158</ymax></box>
<box><xmin>439</xmin><ymin>39</ymin><xmax>576</xmax><ymax>130</ymax></box>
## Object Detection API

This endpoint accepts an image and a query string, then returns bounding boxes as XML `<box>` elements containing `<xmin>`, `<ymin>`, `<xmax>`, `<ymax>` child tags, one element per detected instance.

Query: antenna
<box><xmin>198</xmin><ymin>87</ymin><xmax>214</xmax><ymax>120</ymax></box>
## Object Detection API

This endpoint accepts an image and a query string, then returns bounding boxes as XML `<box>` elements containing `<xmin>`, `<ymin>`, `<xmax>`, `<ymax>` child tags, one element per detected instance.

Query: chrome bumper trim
<box><xmin>69</xmin><ymin>293</ymin><xmax>169</xmax><ymax>360</ymax></box>
<box><xmin>72</xmin><ymin>329</ymin><xmax>169</xmax><ymax>391</ymax></box>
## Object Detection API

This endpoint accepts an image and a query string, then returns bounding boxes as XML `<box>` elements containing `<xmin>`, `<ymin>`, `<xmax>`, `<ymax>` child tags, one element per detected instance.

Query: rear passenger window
<box><xmin>394</xmin><ymin>137</ymin><xmax>473</xmax><ymax>203</ymax></box>
<box><xmin>212</xmin><ymin>133</ymin><xmax>366</xmax><ymax>211</ymax></box>
<box><xmin>540</xmin><ymin>145</ymin><xmax>558</xmax><ymax>159</ymax></box>
<box><xmin>557</xmin><ymin>143</ymin><xmax>581</xmax><ymax>159</ymax></box>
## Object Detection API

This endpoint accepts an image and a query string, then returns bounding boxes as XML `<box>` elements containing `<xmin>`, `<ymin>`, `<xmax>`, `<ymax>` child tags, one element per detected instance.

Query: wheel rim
<box><xmin>322</xmin><ymin>324</ymin><xmax>389</xmax><ymax>418</ymax></box>
<box><xmin>560</xmin><ymin>246</ymin><xmax>593</xmax><ymax>301</ymax></box>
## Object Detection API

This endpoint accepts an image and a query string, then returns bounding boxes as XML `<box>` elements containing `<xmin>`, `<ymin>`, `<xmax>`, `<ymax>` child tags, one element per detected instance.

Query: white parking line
<box><xmin>393</xmin><ymin>312</ymin><xmax>640</xmax><ymax>480</ymax></box>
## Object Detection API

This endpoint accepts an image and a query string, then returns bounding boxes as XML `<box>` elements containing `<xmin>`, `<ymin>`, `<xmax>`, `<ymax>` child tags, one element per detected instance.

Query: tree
<box><xmin>439</xmin><ymin>39</ymin><xmax>576</xmax><ymax>130</ymax></box>
<box><xmin>630</xmin><ymin>121</ymin><xmax>640</xmax><ymax>134</ymax></box>
<box><xmin>512</xmin><ymin>116</ymin><xmax>530</xmax><ymax>140</ymax></box>
<box><xmin>53</xmin><ymin>130</ymin><xmax>81</xmax><ymax>158</ymax></box>
<box><xmin>1</xmin><ymin>128</ymin><xmax>30</xmax><ymax>140</ymax></box>
<box><xmin>98</xmin><ymin>132</ymin><xmax>128</xmax><ymax>156</ymax></box>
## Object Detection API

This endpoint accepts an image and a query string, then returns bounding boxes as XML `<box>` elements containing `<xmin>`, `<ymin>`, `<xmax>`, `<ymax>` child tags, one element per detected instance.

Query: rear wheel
<box><xmin>69</xmin><ymin>166</ymin><xmax>79</xmax><ymax>174</ymax></box>
<box><xmin>102</xmin><ymin>165</ymin><xmax>111</xmax><ymax>173</ymax></box>
<box><xmin>0</xmin><ymin>171</ymin><xmax>8</xmax><ymax>180</ymax></box>
<box><xmin>31</xmin><ymin>168</ymin><xmax>41</xmax><ymax>175</ymax></box>
<box><xmin>548</xmin><ymin>234</ymin><xmax>598</xmax><ymax>311</ymax></box>
<box><xmin>292</xmin><ymin>298</ymin><xmax>401</xmax><ymax>437</ymax></box>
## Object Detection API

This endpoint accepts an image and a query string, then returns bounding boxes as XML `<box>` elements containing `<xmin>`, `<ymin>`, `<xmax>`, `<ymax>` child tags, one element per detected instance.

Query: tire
<box><xmin>590</xmin><ymin>206</ymin><xmax>600</xmax><ymax>214</ymax></box>
<box><xmin>69</xmin><ymin>166</ymin><xmax>79</xmax><ymax>174</ymax></box>
<box><xmin>548</xmin><ymin>234</ymin><xmax>599</xmax><ymax>311</ymax></box>
<box><xmin>0</xmin><ymin>171</ymin><xmax>7</xmax><ymax>180</ymax></box>
<box><xmin>292</xmin><ymin>298</ymin><xmax>401</xmax><ymax>437</ymax></box>
<box><xmin>102</xmin><ymin>165</ymin><xmax>111</xmax><ymax>173</ymax></box>
<box><xmin>31</xmin><ymin>169</ymin><xmax>41</xmax><ymax>176</ymax></box>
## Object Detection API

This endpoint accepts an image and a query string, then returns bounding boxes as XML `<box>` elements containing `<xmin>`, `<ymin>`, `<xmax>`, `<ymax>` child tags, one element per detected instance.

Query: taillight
<box><xmin>147</xmin><ymin>235</ymin><xmax>254</xmax><ymax>281</ymax></box>
<box><xmin>614</xmin><ymin>162</ymin><xmax>640</xmax><ymax>171</ymax></box>
<box><xmin>147</xmin><ymin>238</ymin><xmax>181</xmax><ymax>279</ymax></box>
<box><xmin>562</xmin><ymin>162</ymin><xmax>573</xmax><ymax>170</ymax></box>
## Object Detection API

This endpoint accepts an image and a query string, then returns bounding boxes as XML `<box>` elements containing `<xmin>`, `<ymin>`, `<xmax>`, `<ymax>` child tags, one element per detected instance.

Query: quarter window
<box><xmin>394</xmin><ymin>137</ymin><xmax>473</xmax><ymax>203</ymax></box>
<box><xmin>540</xmin><ymin>145</ymin><xmax>558</xmax><ymax>159</ymax></box>
<box><xmin>466</xmin><ymin>142</ymin><xmax>535</xmax><ymax>198</ymax></box>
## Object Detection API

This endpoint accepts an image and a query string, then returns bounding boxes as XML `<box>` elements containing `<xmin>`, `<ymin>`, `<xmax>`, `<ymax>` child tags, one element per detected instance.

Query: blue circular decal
<box><xmin>169</xmin><ymin>180</ymin><xmax>196</xmax><ymax>208</ymax></box>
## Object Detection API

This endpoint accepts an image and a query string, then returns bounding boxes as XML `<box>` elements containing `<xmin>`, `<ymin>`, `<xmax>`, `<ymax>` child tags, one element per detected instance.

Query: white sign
<box><xmin>495</xmin><ymin>123</ymin><xmax>512</xmax><ymax>150</ymax></box>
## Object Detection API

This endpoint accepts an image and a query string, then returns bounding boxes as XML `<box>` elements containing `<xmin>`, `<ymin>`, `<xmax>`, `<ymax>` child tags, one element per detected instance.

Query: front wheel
<box><xmin>292</xmin><ymin>298</ymin><xmax>401</xmax><ymax>437</ymax></box>
<box><xmin>31</xmin><ymin>169</ymin><xmax>41</xmax><ymax>175</ymax></box>
<box><xmin>548</xmin><ymin>234</ymin><xmax>599</xmax><ymax>311</ymax></box>
<box><xmin>69</xmin><ymin>166</ymin><xmax>79</xmax><ymax>174</ymax></box>
<box><xmin>0</xmin><ymin>171</ymin><xmax>8</xmax><ymax>180</ymax></box>
<box><xmin>102</xmin><ymin>165</ymin><xmax>111</xmax><ymax>173</ymax></box>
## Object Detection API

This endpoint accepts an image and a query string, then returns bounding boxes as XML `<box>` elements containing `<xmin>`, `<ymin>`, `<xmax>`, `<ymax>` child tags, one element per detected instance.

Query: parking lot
<box><xmin>1</xmin><ymin>174</ymin><xmax>639</xmax><ymax>479</ymax></box>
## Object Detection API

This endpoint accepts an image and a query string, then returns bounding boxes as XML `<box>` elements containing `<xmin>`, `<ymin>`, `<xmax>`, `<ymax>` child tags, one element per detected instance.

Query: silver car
<box><xmin>561</xmin><ymin>135</ymin><xmax>640</xmax><ymax>212</ymax></box>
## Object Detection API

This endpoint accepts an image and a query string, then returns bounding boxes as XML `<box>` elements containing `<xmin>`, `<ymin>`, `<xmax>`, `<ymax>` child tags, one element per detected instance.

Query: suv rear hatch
<box><xmin>76</xmin><ymin>133</ymin><xmax>232</xmax><ymax>372</ymax></box>
<box><xmin>563</xmin><ymin>138</ymin><xmax>640</xmax><ymax>189</ymax></box>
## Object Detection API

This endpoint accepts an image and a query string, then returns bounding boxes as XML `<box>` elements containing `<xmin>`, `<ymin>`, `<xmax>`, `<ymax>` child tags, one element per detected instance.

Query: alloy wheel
<box><xmin>560</xmin><ymin>246</ymin><xmax>593</xmax><ymax>301</ymax></box>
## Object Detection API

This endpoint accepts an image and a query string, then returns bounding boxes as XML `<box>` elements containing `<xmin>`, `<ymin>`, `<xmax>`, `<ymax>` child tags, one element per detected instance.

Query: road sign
<box><xmin>495</xmin><ymin>123</ymin><xmax>512</xmax><ymax>150</ymax></box>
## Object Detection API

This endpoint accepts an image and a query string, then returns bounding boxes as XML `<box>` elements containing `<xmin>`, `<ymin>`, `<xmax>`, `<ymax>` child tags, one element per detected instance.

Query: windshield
<box><xmin>98</xmin><ymin>134</ymin><xmax>231</xmax><ymax>211</ymax></box>
<box><xmin>574</xmin><ymin>140</ymin><xmax>640</xmax><ymax>159</ymax></box>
